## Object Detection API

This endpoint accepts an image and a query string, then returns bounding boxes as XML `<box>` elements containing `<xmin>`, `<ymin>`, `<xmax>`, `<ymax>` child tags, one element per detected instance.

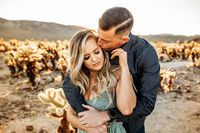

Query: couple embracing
<box><xmin>63</xmin><ymin>7</ymin><xmax>160</xmax><ymax>133</ymax></box>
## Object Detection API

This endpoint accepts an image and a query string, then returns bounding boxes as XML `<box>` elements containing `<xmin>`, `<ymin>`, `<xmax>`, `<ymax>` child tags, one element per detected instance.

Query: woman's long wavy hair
<box><xmin>68</xmin><ymin>29</ymin><xmax>117</xmax><ymax>104</ymax></box>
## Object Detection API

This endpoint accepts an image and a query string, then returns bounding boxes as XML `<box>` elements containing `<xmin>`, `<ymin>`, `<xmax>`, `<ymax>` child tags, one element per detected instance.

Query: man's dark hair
<box><xmin>99</xmin><ymin>7</ymin><xmax>134</xmax><ymax>34</ymax></box>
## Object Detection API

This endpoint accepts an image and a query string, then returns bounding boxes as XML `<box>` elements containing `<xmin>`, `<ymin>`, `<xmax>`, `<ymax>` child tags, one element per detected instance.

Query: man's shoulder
<box><xmin>130</xmin><ymin>34</ymin><xmax>151</xmax><ymax>48</ymax></box>
<box><xmin>62</xmin><ymin>74</ymin><xmax>82</xmax><ymax>94</ymax></box>
<box><xmin>126</xmin><ymin>33</ymin><xmax>153</xmax><ymax>55</ymax></box>
<box><xmin>63</xmin><ymin>73</ymin><xmax>76</xmax><ymax>89</ymax></box>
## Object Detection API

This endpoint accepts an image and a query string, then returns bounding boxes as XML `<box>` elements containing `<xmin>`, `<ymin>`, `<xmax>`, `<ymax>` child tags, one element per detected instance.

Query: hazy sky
<box><xmin>0</xmin><ymin>0</ymin><xmax>200</xmax><ymax>35</ymax></box>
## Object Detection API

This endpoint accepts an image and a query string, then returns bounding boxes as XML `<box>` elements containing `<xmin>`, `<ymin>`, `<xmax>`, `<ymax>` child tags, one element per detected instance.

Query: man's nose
<box><xmin>97</xmin><ymin>39</ymin><xmax>103</xmax><ymax>46</ymax></box>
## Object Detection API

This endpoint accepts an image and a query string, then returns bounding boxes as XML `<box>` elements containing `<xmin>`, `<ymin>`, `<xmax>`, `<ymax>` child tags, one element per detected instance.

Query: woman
<box><xmin>66</xmin><ymin>29</ymin><xmax>136</xmax><ymax>133</ymax></box>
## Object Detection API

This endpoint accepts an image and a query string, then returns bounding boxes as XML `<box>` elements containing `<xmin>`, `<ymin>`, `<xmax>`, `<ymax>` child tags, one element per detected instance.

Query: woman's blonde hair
<box><xmin>68</xmin><ymin>29</ymin><xmax>117</xmax><ymax>104</ymax></box>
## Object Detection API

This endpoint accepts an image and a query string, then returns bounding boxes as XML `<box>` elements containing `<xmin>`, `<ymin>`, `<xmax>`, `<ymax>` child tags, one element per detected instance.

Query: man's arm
<box><xmin>66</xmin><ymin>105</ymin><xmax>108</xmax><ymax>133</ymax></box>
<box><xmin>63</xmin><ymin>74</ymin><xmax>110</xmax><ymax>128</ymax></box>
<box><xmin>62</xmin><ymin>74</ymin><xmax>87</xmax><ymax>113</ymax></box>
<box><xmin>108</xmin><ymin>45</ymin><xmax>160</xmax><ymax>123</ymax></box>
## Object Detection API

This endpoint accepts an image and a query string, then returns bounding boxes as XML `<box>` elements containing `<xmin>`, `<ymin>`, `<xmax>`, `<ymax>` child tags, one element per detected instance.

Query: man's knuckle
<box><xmin>102</xmin><ymin>125</ymin><xmax>107</xmax><ymax>129</ymax></box>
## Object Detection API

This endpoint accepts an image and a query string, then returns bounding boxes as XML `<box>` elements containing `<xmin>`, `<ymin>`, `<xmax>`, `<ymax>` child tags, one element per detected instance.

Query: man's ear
<box><xmin>122</xmin><ymin>36</ymin><xmax>130</xmax><ymax>44</ymax></box>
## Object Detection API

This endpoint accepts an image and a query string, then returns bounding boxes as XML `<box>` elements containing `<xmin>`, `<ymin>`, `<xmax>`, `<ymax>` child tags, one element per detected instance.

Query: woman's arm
<box><xmin>116</xmin><ymin>67</ymin><xmax>136</xmax><ymax>115</ymax></box>
<box><xmin>111</xmin><ymin>48</ymin><xmax>137</xmax><ymax>115</ymax></box>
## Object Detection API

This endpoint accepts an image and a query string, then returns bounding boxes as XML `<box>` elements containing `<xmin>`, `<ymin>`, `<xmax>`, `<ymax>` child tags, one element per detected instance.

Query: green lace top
<box><xmin>77</xmin><ymin>91</ymin><xmax>126</xmax><ymax>133</ymax></box>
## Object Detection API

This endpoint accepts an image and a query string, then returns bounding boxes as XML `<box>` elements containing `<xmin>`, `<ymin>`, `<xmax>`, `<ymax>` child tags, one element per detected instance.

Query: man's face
<box><xmin>97</xmin><ymin>27</ymin><xmax>124</xmax><ymax>51</ymax></box>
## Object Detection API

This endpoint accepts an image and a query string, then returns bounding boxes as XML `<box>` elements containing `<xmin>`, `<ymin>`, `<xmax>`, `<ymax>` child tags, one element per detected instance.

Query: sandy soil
<box><xmin>0</xmin><ymin>53</ymin><xmax>200</xmax><ymax>133</ymax></box>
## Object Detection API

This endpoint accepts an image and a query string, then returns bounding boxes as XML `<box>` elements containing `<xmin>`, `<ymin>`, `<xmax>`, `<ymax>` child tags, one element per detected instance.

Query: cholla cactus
<box><xmin>0</xmin><ymin>39</ymin><xmax>13</xmax><ymax>53</ymax></box>
<box><xmin>38</xmin><ymin>88</ymin><xmax>76</xmax><ymax>133</ymax></box>
<box><xmin>4</xmin><ymin>50</ymin><xmax>17</xmax><ymax>75</ymax></box>
<box><xmin>16</xmin><ymin>44</ymin><xmax>43</xmax><ymax>86</ymax></box>
<box><xmin>39</xmin><ymin>41</ymin><xmax>59</xmax><ymax>70</ymax></box>
<box><xmin>38</xmin><ymin>88</ymin><xmax>68</xmax><ymax>117</ymax></box>
<box><xmin>153</xmin><ymin>41</ymin><xmax>200</xmax><ymax>62</ymax></box>
<box><xmin>188</xmin><ymin>61</ymin><xmax>200</xmax><ymax>68</ymax></box>
<box><xmin>190</xmin><ymin>47</ymin><xmax>200</xmax><ymax>63</ymax></box>
<box><xmin>160</xmin><ymin>69</ymin><xmax>176</xmax><ymax>93</ymax></box>
<box><xmin>57</xmin><ymin>49</ymin><xmax>68</xmax><ymax>80</ymax></box>
<box><xmin>57</xmin><ymin>58</ymin><xmax>67</xmax><ymax>80</ymax></box>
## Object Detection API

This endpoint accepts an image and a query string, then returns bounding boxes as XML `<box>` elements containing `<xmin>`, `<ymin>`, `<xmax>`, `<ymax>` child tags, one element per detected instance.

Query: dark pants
<box><xmin>124</xmin><ymin>125</ymin><xmax>145</xmax><ymax>133</ymax></box>
<box><xmin>136</xmin><ymin>125</ymin><xmax>145</xmax><ymax>133</ymax></box>
<box><xmin>123</xmin><ymin>117</ymin><xmax>145</xmax><ymax>133</ymax></box>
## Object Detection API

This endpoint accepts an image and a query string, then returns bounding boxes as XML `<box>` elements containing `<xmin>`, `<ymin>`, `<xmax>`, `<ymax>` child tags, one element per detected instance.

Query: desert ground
<box><xmin>0</xmin><ymin>53</ymin><xmax>200</xmax><ymax>133</ymax></box>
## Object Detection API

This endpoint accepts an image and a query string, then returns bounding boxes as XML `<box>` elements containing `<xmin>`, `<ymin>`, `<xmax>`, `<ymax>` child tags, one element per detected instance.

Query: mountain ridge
<box><xmin>0</xmin><ymin>17</ymin><xmax>85</xmax><ymax>41</ymax></box>
<box><xmin>0</xmin><ymin>17</ymin><xmax>200</xmax><ymax>42</ymax></box>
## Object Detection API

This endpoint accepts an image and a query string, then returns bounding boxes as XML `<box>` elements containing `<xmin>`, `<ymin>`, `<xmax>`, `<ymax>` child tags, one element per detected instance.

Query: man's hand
<box><xmin>86</xmin><ymin>124</ymin><xmax>108</xmax><ymax>133</ymax></box>
<box><xmin>78</xmin><ymin>104</ymin><xmax>110</xmax><ymax>128</ymax></box>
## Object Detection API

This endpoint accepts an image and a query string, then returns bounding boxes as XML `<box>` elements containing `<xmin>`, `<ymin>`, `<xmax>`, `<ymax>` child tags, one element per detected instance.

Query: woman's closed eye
<box><xmin>94</xmin><ymin>50</ymin><xmax>100</xmax><ymax>54</ymax></box>
<box><xmin>84</xmin><ymin>56</ymin><xmax>90</xmax><ymax>60</ymax></box>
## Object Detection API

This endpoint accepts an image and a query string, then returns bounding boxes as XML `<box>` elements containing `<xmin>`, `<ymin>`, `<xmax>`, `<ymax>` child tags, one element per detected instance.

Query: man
<box><xmin>63</xmin><ymin>7</ymin><xmax>160</xmax><ymax>133</ymax></box>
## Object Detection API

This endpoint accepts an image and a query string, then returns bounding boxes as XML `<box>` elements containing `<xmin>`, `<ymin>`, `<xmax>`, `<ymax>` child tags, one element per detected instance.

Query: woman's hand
<box><xmin>111</xmin><ymin>48</ymin><xmax>128</xmax><ymax>68</ymax></box>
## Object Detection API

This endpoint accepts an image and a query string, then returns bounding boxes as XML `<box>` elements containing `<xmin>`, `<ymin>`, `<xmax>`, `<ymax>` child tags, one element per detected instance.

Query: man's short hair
<box><xmin>99</xmin><ymin>7</ymin><xmax>134</xmax><ymax>35</ymax></box>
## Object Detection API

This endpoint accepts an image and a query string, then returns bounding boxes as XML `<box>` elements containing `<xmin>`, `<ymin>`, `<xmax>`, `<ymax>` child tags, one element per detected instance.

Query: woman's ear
<box><xmin>122</xmin><ymin>36</ymin><xmax>130</xmax><ymax>44</ymax></box>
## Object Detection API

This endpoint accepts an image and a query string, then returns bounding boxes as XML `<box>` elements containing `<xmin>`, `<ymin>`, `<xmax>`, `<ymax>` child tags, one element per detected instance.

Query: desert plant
<box><xmin>38</xmin><ymin>88</ymin><xmax>76</xmax><ymax>133</ymax></box>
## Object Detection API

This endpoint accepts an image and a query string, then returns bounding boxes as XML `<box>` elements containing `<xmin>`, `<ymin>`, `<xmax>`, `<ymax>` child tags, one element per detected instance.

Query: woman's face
<box><xmin>83</xmin><ymin>38</ymin><xmax>104</xmax><ymax>72</ymax></box>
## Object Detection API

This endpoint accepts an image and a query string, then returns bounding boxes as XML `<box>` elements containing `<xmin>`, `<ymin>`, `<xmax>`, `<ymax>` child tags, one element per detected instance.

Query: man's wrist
<box><xmin>107</xmin><ymin>109</ymin><xmax>117</xmax><ymax>122</ymax></box>
<box><xmin>102</xmin><ymin>110</ymin><xmax>110</xmax><ymax>122</ymax></box>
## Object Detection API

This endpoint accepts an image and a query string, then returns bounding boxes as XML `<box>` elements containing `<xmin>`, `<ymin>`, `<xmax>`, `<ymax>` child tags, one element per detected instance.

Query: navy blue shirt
<box><xmin>63</xmin><ymin>33</ymin><xmax>160</xmax><ymax>133</ymax></box>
